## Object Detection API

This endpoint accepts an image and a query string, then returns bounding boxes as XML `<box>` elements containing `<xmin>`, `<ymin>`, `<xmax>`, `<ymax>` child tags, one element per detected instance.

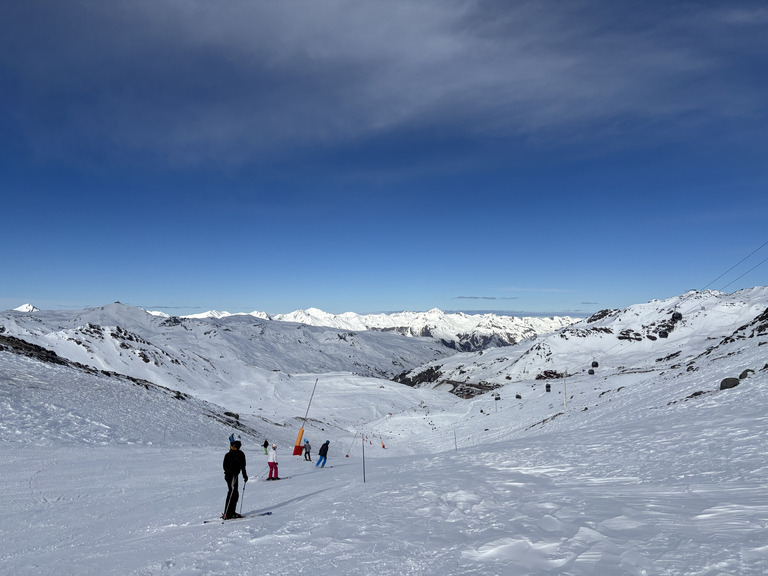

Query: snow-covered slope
<box><xmin>0</xmin><ymin>303</ymin><xmax>455</xmax><ymax>417</ymax></box>
<box><xmin>1</xmin><ymin>287</ymin><xmax>767</xmax><ymax>574</ymax></box>
<box><xmin>396</xmin><ymin>287</ymin><xmax>768</xmax><ymax>398</ymax></box>
<box><xmin>0</xmin><ymin>347</ymin><xmax>249</xmax><ymax>446</ymax></box>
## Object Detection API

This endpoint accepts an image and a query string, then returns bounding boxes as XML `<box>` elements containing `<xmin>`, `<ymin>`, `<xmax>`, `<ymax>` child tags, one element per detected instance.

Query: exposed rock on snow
<box><xmin>720</xmin><ymin>377</ymin><xmax>741</xmax><ymax>390</ymax></box>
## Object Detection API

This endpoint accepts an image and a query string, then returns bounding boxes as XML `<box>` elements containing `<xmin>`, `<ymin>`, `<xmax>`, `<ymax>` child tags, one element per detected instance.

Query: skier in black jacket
<box><xmin>223</xmin><ymin>435</ymin><xmax>248</xmax><ymax>519</ymax></box>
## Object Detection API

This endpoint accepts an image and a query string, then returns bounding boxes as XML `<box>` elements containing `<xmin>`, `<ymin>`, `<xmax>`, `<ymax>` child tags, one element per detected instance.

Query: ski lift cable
<box><xmin>579</xmin><ymin>239</ymin><xmax>768</xmax><ymax>371</ymax></box>
<box><xmin>673</xmin><ymin>240</ymin><xmax>768</xmax><ymax>320</ymax></box>
<box><xmin>701</xmin><ymin>239</ymin><xmax>768</xmax><ymax>292</ymax></box>
<box><xmin>716</xmin><ymin>254</ymin><xmax>768</xmax><ymax>292</ymax></box>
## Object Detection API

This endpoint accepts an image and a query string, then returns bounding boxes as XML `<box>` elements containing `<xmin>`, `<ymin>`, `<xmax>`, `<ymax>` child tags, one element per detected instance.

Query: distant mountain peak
<box><xmin>182</xmin><ymin>310</ymin><xmax>271</xmax><ymax>320</ymax></box>
<box><xmin>13</xmin><ymin>303</ymin><xmax>40</xmax><ymax>313</ymax></box>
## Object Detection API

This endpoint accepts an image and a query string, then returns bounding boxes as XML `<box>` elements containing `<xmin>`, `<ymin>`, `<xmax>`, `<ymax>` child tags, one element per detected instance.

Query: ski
<box><xmin>203</xmin><ymin>511</ymin><xmax>272</xmax><ymax>524</ymax></box>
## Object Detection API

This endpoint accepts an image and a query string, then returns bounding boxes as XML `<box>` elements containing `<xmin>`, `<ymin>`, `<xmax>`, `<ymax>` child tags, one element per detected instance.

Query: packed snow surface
<box><xmin>1</xmin><ymin>288</ymin><xmax>767</xmax><ymax>574</ymax></box>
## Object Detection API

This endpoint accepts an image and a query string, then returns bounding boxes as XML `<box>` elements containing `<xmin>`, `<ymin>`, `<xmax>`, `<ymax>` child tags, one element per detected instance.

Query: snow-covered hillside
<box><xmin>397</xmin><ymin>288</ymin><xmax>768</xmax><ymax>398</ymax></box>
<box><xmin>163</xmin><ymin>306</ymin><xmax>577</xmax><ymax>352</ymax></box>
<box><xmin>0</xmin><ymin>303</ymin><xmax>452</xmax><ymax>411</ymax></box>
<box><xmin>1</xmin><ymin>287</ymin><xmax>767</xmax><ymax>574</ymax></box>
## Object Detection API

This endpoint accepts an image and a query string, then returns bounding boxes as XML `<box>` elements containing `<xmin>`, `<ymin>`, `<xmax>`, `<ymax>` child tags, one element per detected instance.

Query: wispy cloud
<box><xmin>454</xmin><ymin>296</ymin><xmax>519</xmax><ymax>301</ymax></box>
<box><xmin>141</xmin><ymin>305</ymin><xmax>204</xmax><ymax>311</ymax></box>
<box><xmin>448</xmin><ymin>308</ymin><xmax>592</xmax><ymax>318</ymax></box>
<box><xmin>500</xmin><ymin>287</ymin><xmax>571</xmax><ymax>294</ymax></box>
<box><xmin>2</xmin><ymin>1</ymin><xmax>764</xmax><ymax>165</ymax></box>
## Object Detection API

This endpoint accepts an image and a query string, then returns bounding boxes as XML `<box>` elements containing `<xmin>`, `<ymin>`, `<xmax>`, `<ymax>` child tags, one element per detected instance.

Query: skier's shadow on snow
<box><xmin>246</xmin><ymin>487</ymin><xmax>332</xmax><ymax>516</ymax></box>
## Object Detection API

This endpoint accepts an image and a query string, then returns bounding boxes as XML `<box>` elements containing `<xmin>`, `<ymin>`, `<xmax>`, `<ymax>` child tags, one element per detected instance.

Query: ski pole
<box><xmin>239</xmin><ymin>479</ymin><xmax>246</xmax><ymax>515</ymax></box>
<box><xmin>223</xmin><ymin>476</ymin><xmax>235</xmax><ymax>518</ymax></box>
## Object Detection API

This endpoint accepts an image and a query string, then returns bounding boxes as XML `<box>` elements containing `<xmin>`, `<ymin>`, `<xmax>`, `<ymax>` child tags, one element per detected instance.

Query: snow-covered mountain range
<box><xmin>3</xmin><ymin>289</ymin><xmax>766</xmax><ymax>407</ymax></box>
<box><xmin>2</xmin><ymin>287</ymin><xmax>767</xmax><ymax>574</ymax></box>
<box><xmin>269</xmin><ymin>308</ymin><xmax>577</xmax><ymax>351</ymax></box>
<box><xmin>168</xmin><ymin>306</ymin><xmax>577</xmax><ymax>351</ymax></box>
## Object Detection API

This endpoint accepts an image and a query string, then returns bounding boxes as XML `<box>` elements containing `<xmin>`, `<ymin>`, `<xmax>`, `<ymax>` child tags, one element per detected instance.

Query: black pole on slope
<box><xmin>346</xmin><ymin>431</ymin><xmax>358</xmax><ymax>458</ymax></box>
<box><xmin>239</xmin><ymin>480</ymin><xmax>246</xmax><ymax>515</ymax></box>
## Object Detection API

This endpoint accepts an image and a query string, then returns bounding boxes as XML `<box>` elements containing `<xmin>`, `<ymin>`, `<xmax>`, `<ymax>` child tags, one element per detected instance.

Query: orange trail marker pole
<box><xmin>293</xmin><ymin>378</ymin><xmax>318</xmax><ymax>455</ymax></box>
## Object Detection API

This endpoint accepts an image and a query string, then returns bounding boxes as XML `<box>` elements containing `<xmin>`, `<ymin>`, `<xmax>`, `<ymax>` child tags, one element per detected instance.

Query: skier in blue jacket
<box><xmin>315</xmin><ymin>440</ymin><xmax>330</xmax><ymax>468</ymax></box>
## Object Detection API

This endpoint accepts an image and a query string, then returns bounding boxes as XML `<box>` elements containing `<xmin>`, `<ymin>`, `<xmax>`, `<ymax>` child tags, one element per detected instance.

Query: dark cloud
<box><xmin>2</xmin><ymin>1</ymin><xmax>766</xmax><ymax>166</ymax></box>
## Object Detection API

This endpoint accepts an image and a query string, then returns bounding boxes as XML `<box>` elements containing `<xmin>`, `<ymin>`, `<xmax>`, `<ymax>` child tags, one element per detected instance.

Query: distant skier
<box><xmin>262</xmin><ymin>439</ymin><xmax>269</xmax><ymax>455</ymax></box>
<box><xmin>303</xmin><ymin>439</ymin><xmax>312</xmax><ymax>461</ymax></box>
<box><xmin>222</xmin><ymin>434</ymin><xmax>248</xmax><ymax>519</ymax></box>
<box><xmin>315</xmin><ymin>440</ymin><xmax>330</xmax><ymax>468</ymax></box>
<box><xmin>267</xmin><ymin>443</ymin><xmax>279</xmax><ymax>480</ymax></box>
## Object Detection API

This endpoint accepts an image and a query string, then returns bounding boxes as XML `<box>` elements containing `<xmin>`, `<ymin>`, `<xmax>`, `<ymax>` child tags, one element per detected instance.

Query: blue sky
<box><xmin>1</xmin><ymin>0</ymin><xmax>767</xmax><ymax>316</ymax></box>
